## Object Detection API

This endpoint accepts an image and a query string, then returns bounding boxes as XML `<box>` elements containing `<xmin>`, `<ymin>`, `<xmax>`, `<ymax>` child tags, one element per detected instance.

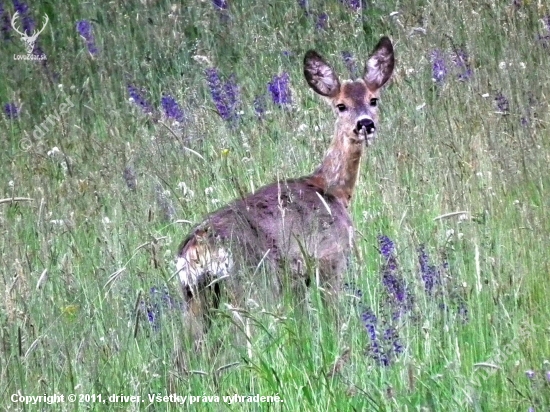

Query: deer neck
<box><xmin>311</xmin><ymin>130</ymin><xmax>365</xmax><ymax>207</ymax></box>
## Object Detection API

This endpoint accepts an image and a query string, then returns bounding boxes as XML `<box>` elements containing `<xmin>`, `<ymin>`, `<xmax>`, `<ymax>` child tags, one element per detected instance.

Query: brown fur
<box><xmin>176</xmin><ymin>37</ymin><xmax>395</xmax><ymax>327</ymax></box>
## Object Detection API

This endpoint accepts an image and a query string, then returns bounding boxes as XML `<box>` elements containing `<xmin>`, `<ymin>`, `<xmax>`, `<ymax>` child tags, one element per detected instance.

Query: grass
<box><xmin>1</xmin><ymin>0</ymin><xmax>550</xmax><ymax>410</ymax></box>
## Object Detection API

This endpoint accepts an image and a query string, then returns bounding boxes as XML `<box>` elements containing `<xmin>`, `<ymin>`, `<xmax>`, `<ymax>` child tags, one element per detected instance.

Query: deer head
<box><xmin>304</xmin><ymin>37</ymin><xmax>395</xmax><ymax>146</ymax></box>
<box><xmin>303</xmin><ymin>37</ymin><xmax>395</xmax><ymax>204</ymax></box>
<box><xmin>11</xmin><ymin>12</ymin><xmax>49</xmax><ymax>55</ymax></box>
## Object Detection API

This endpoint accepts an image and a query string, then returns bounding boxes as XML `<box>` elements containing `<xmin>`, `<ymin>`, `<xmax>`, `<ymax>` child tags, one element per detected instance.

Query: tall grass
<box><xmin>1</xmin><ymin>0</ymin><xmax>549</xmax><ymax>410</ymax></box>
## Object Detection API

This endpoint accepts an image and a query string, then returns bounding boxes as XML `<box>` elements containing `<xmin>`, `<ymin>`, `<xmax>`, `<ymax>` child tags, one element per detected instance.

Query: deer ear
<box><xmin>363</xmin><ymin>37</ymin><xmax>395</xmax><ymax>90</ymax></box>
<box><xmin>304</xmin><ymin>50</ymin><xmax>341</xmax><ymax>98</ymax></box>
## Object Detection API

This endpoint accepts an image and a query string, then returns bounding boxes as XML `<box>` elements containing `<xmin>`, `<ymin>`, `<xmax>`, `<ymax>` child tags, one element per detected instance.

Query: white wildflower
<box><xmin>47</xmin><ymin>147</ymin><xmax>61</xmax><ymax>157</ymax></box>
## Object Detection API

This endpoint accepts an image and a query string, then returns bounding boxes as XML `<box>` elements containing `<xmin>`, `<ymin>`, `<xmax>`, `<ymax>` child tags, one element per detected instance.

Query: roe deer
<box><xmin>176</xmin><ymin>37</ymin><xmax>395</xmax><ymax>323</ymax></box>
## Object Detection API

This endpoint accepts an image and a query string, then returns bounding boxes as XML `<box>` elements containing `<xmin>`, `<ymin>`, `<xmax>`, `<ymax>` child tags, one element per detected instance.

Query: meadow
<box><xmin>1</xmin><ymin>0</ymin><xmax>550</xmax><ymax>410</ymax></box>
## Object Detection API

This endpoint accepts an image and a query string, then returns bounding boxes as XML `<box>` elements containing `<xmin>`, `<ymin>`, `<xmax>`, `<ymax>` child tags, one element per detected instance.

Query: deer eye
<box><xmin>370</xmin><ymin>98</ymin><xmax>379</xmax><ymax>107</ymax></box>
<box><xmin>336</xmin><ymin>104</ymin><xmax>347</xmax><ymax>112</ymax></box>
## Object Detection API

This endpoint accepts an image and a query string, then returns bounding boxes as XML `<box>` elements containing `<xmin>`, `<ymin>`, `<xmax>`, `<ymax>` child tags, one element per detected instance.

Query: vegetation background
<box><xmin>1</xmin><ymin>0</ymin><xmax>549</xmax><ymax>410</ymax></box>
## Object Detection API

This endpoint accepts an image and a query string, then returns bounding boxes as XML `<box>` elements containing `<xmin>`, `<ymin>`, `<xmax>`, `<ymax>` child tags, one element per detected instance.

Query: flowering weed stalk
<box><xmin>315</xmin><ymin>12</ymin><xmax>328</xmax><ymax>30</ymax></box>
<box><xmin>3</xmin><ymin>102</ymin><xmax>19</xmax><ymax>119</ymax></box>
<box><xmin>430</xmin><ymin>46</ymin><xmax>473</xmax><ymax>85</ymax></box>
<box><xmin>205</xmin><ymin>68</ymin><xmax>241</xmax><ymax>123</ymax></box>
<box><xmin>358</xmin><ymin>236</ymin><xmax>408</xmax><ymax>366</ymax></box>
<box><xmin>418</xmin><ymin>244</ymin><xmax>441</xmax><ymax>296</ymax></box>
<box><xmin>494</xmin><ymin>91</ymin><xmax>509</xmax><ymax>113</ymax></box>
<box><xmin>211</xmin><ymin>0</ymin><xmax>228</xmax><ymax>10</ymax></box>
<box><xmin>140</xmin><ymin>287</ymin><xmax>183</xmax><ymax>331</ymax></box>
<box><xmin>268</xmin><ymin>72</ymin><xmax>292</xmax><ymax>106</ymax></box>
<box><xmin>452</xmin><ymin>48</ymin><xmax>473</xmax><ymax>81</ymax></box>
<box><xmin>253</xmin><ymin>94</ymin><xmax>266</xmax><ymax>119</ymax></box>
<box><xmin>127</xmin><ymin>84</ymin><xmax>154</xmax><ymax>114</ymax></box>
<box><xmin>76</xmin><ymin>20</ymin><xmax>98</xmax><ymax>55</ymax></box>
<box><xmin>430</xmin><ymin>49</ymin><xmax>447</xmax><ymax>85</ymax></box>
<box><xmin>0</xmin><ymin>2</ymin><xmax>11</xmax><ymax>40</ymax></box>
<box><xmin>379</xmin><ymin>235</ymin><xmax>413</xmax><ymax>319</ymax></box>
<box><xmin>161</xmin><ymin>94</ymin><xmax>185</xmax><ymax>123</ymax></box>
<box><xmin>357</xmin><ymin>236</ymin><xmax>468</xmax><ymax>366</ymax></box>
<box><xmin>13</xmin><ymin>0</ymin><xmax>34</xmax><ymax>34</ymax></box>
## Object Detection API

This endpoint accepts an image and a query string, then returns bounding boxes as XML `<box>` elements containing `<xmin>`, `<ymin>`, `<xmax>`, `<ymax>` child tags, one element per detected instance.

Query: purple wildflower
<box><xmin>339</xmin><ymin>0</ymin><xmax>361</xmax><ymax>11</ymax></box>
<box><xmin>0</xmin><ymin>2</ymin><xmax>10</xmax><ymax>39</ymax></box>
<box><xmin>382</xmin><ymin>270</ymin><xmax>407</xmax><ymax>304</ymax></box>
<box><xmin>297</xmin><ymin>0</ymin><xmax>311</xmax><ymax>16</ymax></box>
<box><xmin>141</xmin><ymin>288</ymin><xmax>161</xmax><ymax>330</ymax></box>
<box><xmin>212</xmin><ymin>0</ymin><xmax>228</xmax><ymax>10</ymax></box>
<box><xmin>543</xmin><ymin>15</ymin><xmax>550</xmax><ymax>32</ymax></box>
<box><xmin>378</xmin><ymin>235</ymin><xmax>412</xmax><ymax>318</ymax></box>
<box><xmin>361</xmin><ymin>309</ymin><xmax>386</xmax><ymax>365</ymax></box>
<box><xmin>378</xmin><ymin>235</ymin><xmax>399</xmax><ymax>281</ymax></box>
<box><xmin>383</xmin><ymin>327</ymin><xmax>404</xmax><ymax>355</ymax></box>
<box><xmin>123</xmin><ymin>166</ymin><xmax>137</xmax><ymax>190</ymax></box>
<box><xmin>458</xmin><ymin>67</ymin><xmax>473</xmax><ymax>82</ymax></box>
<box><xmin>378</xmin><ymin>235</ymin><xmax>395</xmax><ymax>260</ymax></box>
<box><xmin>430</xmin><ymin>49</ymin><xmax>447</xmax><ymax>85</ymax></box>
<box><xmin>144</xmin><ymin>303</ymin><xmax>158</xmax><ymax>328</ymax></box>
<box><xmin>268</xmin><ymin>72</ymin><xmax>292</xmax><ymax>106</ymax></box>
<box><xmin>224</xmin><ymin>74</ymin><xmax>240</xmax><ymax>117</ymax></box>
<box><xmin>205</xmin><ymin>68</ymin><xmax>240</xmax><ymax>122</ymax></box>
<box><xmin>545</xmin><ymin>370</ymin><xmax>550</xmax><ymax>382</ymax></box>
<box><xmin>4</xmin><ymin>102</ymin><xmax>19</xmax><ymax>119</ymax></box>
<box><xmin>520</xmin><ymin>117</ymin><xmax>529</xmax><ymax>126</ymax></box>
<box><xmin>76</xmin><ymin>20</ymin><xmax>98</xmax><ymax>55</ymax></box>
<box><xmin>362</xmin><ymin>308</ymin><xmax>395</xmax><ymax>366</ymax></box>
<box><xmin>127</xmin><ymin>84</ymin><xmax>153</xmax><ymax>114</ymax></box>
<box><xmin>361</xmin><ymin>308</ymin><xmax>378</xmax><ymax>342</ymax></box>
<box><xmin>161</xmin><ymin>94</ymin><xmax>185</xmax><ymax>122</ymax></box>
<box><xmin>452</xmin><ymin>49</ymin><xmax>468</xmax><ymax>65</ymax></box>
<box><xmin>12</xmin><ymin>0</ymin><xmax>34</xmax><ymax>34</ymax></box>
<box><xmin>76</xmin><ymin>20</ymin><xmax>93</xmax><ymax>39</ymax></box>
<box><xmin>152</xmin><ymin>286</ymin><xmax>180</xmax><ymax>309</ymax></box>
<box><xmin>418</xmin><ymin>245</ymin><xmax>440</xmax><ymax>295</ymax></box>
<box><xmin>452</xmin><ymin>48</ymin><xmax>473</xmax><ymax>81</ymax></box>
<box><xmin>253</xmin><ymin>95</ymin><xmax>266</xmax><ymax>118</ymax></box>
<box><xmin>495</xmin><ymin>91</ymin><xmax>509</xmax><ymax>113</ymax></box>
<box><xmin>12</xmin><ymin>0</ymin><xmax>28</xmax><ymax>14</ymax></box>
<box><xmin>205</xmin><ymin>68</ymin><xmax>226</xmax><ymax>118</ymax></box>
<box><xmin>343</xmin><ymin>282</ymin><xmax>363</xmax><ymax>299</ymax></box>
<box><xmin>525</xmin><ymin>370</ymin><xmax>535</xmax><ymax>379</ymax></box>
<box><xmin>315</xmin><ymin>12</ymin><xmax>328</xmax><ymax>30</ymax></box>
<box><xmin>141</xmin><ymin>286</ymin><xmax>182</xmax><ymax>331</ymax></box>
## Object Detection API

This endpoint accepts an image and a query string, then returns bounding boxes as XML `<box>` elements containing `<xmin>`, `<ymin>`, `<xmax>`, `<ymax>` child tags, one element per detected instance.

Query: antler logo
<box><xmin>11</xmin><ymin>12</ymin><xmax>49</xmax><ymax>56</ymax></box>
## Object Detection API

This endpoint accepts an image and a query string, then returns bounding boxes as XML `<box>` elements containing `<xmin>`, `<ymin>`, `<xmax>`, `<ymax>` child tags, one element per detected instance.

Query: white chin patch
<box><xmin>355</xmin><ymin>128</ymin><xmax>376</xmax><ymax>145</ymax></box>
<box><xmin>365</xmin><ymin>133</ymin><xmax>376</xmax><ymax>146</ymax></box>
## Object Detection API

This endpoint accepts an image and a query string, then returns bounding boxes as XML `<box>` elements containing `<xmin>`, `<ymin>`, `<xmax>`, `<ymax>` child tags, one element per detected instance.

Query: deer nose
<box><xmin>356</xmin><ymin>118</ymin><xmax>375</xmax><ymax>135</ymax></box>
